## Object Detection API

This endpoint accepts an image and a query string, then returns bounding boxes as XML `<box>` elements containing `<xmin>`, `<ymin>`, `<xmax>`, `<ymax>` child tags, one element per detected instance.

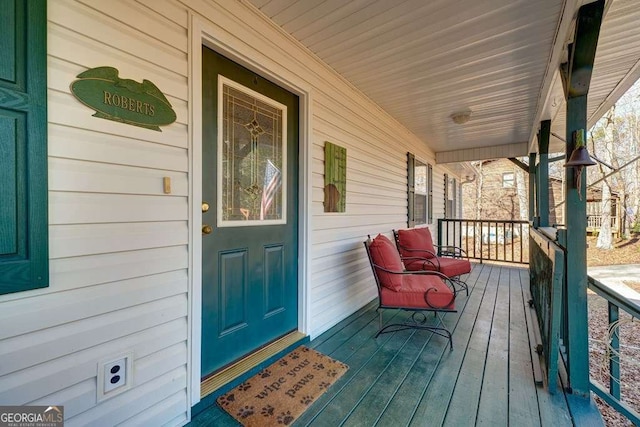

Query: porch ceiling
<box><xmin>547</xmin><ymin>0</ymin><xmax>640</xmax><ymax>154</ymax></box>
<box><xmin>247</xmin><ymin>0</ymin><xmax>640</xmax><ymax>163</ymax></box>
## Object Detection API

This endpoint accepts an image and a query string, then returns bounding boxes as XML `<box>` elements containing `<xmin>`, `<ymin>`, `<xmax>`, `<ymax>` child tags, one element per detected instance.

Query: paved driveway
<box><xmin>588</xmin><ymin>264</ymin><xmax>640</xmax><ymax>306</ymax></box>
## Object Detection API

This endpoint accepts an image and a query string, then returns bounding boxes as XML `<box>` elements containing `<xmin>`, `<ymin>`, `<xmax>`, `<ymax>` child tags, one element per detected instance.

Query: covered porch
<box><xmin>192</xmin><ymin>262</ymin><xmax>597</xmax><ymax>426</ymax></box>
<box><xmin>3</xmin><ymin>0</ymin><xmax>640</xmax><ymax>425</ymax></box>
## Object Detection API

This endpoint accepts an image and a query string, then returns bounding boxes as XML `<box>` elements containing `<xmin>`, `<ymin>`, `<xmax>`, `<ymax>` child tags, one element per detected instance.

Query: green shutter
<box><xmin>0</xmin><ymin>0</ymin><xmax>48</xmax><ymax>294</ymax></box>
<box><xmin>452</xmin><ymin>178</ymin><xmax>457</xmax><ymax>218</ymax></box>
<box><xmin>427</xmin><ymin>163</ymin><xmax>433</xmax><ymax>224</ymax></box>
<box><xmin>407</xmin><ymin>152</ymin><xmax>415</xmax><ymax>227</ymax></box>
<box><xmin>443</xmin><ymin>173</ymin><xmax>449</xmax><ymax>218</ymax></box>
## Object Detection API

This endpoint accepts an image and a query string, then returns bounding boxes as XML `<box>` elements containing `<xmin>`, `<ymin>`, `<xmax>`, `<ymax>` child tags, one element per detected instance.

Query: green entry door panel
<box><xmin>201</xmin><ymin>47</ymin><xmax>299</xmax><ymax>377</ymax></box>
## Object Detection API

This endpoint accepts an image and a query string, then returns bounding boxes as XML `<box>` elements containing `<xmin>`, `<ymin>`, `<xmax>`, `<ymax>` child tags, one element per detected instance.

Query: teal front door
<box><xmin>201</xmin><ymin>47</ymin><xmax>299</xmax><ymax>378</ymax></box>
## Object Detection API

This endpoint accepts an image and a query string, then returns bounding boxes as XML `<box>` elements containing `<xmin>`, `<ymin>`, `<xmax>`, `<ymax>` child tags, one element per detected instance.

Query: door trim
<box><xmin>188</xmin><ymin>13</ymin><xmax>313</xmax><ymax>411</ymax></box>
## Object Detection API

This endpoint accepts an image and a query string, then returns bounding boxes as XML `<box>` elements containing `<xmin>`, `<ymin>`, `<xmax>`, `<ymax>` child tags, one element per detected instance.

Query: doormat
<box><xmin>217</xmin><ymin>346</ymin><xmax>348</xmax><ymax>426</ymax></box>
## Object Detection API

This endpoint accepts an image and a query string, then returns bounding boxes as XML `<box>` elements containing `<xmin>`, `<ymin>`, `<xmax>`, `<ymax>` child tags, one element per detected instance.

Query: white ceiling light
<box><xmin>450</xmin><ymin>110</ymin><xmax>472</xmax><ymax>124</ymax></box>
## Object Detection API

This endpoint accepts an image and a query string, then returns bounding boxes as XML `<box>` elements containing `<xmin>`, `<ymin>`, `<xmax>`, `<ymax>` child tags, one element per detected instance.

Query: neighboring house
<box><xmin>462</xmin><ymin>159</ymin><xmax>621</xmax><ymax>236</ymax></box>
<box><xmin>1</xmin><ymin>1</ymin><xmax>639</xmax><ymax>426</ymax></box>
<box><xmin>462</xmin><ymin>159</ymin><xmax>565</xmax><ymax>224</ymax></box>
<box><xmin>586</xmin><ymin>187</ymin><xmax>621</xmax><ymax>237</ymax></box>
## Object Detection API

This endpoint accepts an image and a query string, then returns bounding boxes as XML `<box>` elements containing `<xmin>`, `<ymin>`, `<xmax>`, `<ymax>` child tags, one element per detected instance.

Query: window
<box><xmin>502</xmin><ymin>172</ymin><xmax>515</xmax><ymax>188</ymax></box>
<box><xmin>407</xmin><ymin>153</ymin><xmax>432</xmax><ymax>227</ymax></box>
<box><xmin>0</xmin><ymin>0</ymin><xmax>48</xmax><ymax>295</ymax></box>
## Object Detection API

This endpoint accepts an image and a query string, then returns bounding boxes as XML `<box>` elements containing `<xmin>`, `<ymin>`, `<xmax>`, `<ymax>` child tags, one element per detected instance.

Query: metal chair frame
<box><xmin>364</xmin><ymin>236</ymin><xmax>457</xmax><ymax>350</ymax></box>
<box><xmin>393</xmin><ymin>229</ymin><xmax>470</xmax><ymax>296</ymax></box>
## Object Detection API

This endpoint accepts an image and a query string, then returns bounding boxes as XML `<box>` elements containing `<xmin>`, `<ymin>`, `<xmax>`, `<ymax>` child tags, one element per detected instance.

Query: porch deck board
<box><xmin>189</xmin><ymin>263</ymin><xmax>576</xmax><ymax>426</ymax></box>
<box><xmin>475</xmin><ymin>265</ymin><xmax>510</xmax><ymax>426</ymax></box>
<box><xmin>508</xmin><ymin>268</ymin><xmax>542</xmax><ymax>427</ymax></box>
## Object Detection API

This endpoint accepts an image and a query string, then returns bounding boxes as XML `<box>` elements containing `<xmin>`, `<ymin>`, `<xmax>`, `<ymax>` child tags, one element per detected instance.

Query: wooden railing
<box><xmin>588</xmin><ymin>276</ymin><xmax>640</xmax><ymax>425</ymax></box>
<box><xmin>437</xmin><ymin>219</ymin><xmax>529</xmax><ymax>264</ymax></box>
<box><xmin>524</xmin><ymin>225</ymin><xmax>639</xmax><ymax>423</ymax></box>
<box><xmin>529</xmin><ymin>227</ymin><xmax>564</xmax><ymax>392</ymax></box>
<box><xmin>587</xmin><ymin>215</ymin><xmax>619</xmax><ymax>231</ymax></box>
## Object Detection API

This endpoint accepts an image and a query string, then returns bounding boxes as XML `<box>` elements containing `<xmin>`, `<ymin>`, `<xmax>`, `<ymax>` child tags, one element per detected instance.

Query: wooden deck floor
<box><xmin>190</xmin><ymin>263</ymin><xmax>577</xmax><ymax>426</ymax></box>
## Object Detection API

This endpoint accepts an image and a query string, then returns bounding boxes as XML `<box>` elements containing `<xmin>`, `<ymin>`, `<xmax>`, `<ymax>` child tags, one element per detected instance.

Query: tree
<box><xmin>591</xmin><ymin>109</ymin><xmax>614</xmax><ymax>249</ymax></box>
<box><xmin>588</xmin><ymin>79</ymin><xmax>640</xmax><ymax>242</ymax></box>
<box><xmin>515</xmin><ymin>166</ymin><xmax>528</xmax><ymax>221</ymax></box>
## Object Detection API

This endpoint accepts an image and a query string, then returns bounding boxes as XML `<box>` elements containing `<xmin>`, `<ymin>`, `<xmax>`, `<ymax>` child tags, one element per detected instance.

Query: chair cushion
<box><xmin>396</xmin><ymin>228</ymin><xmax>436</xmax><ymax>259</ymax></box>
<box><xmin>368</xmin><ymin>234</ymin><xmax>404</xmax><ymax>291</ymax></box>
<box><xmin>380</xmin><ymin>274</ymin><xmax>454</xmax><ymax>310</ymax></box>
<box><xmin>437</xmin><ymin>257</ymin><xmax>471</xmax><ymax>277</ymax></box>
<box><xmin>405</xmin><ymin>257</ymin><xmax>470</xmax><ymax>277</ymax></box>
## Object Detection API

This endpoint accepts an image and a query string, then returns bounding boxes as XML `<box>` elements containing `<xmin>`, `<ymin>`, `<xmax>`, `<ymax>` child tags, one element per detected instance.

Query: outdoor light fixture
<box><xmin>564</xmin><ymin>129</ymin><xmax>596</xmax><ymax>192</ymax></box>
<box><xmin>450</xmin><ymin>110</ymin><xmax>472</xmax><ymax>124</ymax></box>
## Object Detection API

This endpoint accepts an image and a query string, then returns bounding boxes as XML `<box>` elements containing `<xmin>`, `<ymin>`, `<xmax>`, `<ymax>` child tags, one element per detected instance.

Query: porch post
<box><xmin>529</xmin><ymin>153</ymin><xmax>536</xmax><ymax>222</ymax></box>
<box><xmin>538</xmin><ymin>121</ymin><xmax>551</xmax><ymax>227</ymax></box>
<box><xmin>562</xmin><ymin>0</ymin><xmax>604</xmax><ymax>397</ymax></box>
<box><xmin>565</xmin><ymin>95</ymin><xmax>590</xmax><ymax>396</ymax></box>
<box><xmin>535</xmin><ymin>162</ymin><xmax>541</xmax><ymax>224</ymax></box>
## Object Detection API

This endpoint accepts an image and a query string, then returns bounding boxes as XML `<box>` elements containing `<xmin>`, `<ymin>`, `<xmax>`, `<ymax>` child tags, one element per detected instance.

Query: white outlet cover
<box><xmin>97</xmin><ymin>352</ymin><xmax>133</xmax><ymax>401</ymax></box>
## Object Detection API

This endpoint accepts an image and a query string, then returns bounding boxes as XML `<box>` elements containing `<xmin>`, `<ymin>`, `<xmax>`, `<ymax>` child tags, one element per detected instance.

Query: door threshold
<box><xmin>200</xmin><ymin>331</ymin><xmax>307</xmax><ymax>399</ymax></box>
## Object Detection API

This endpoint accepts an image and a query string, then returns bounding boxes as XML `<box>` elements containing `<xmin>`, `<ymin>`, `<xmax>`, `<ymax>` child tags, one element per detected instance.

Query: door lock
<box><xmin>202</xmin><ymin>202</ymin><xmax>210</xmax><ymax>213</ymax></box>
<box><xmin>202</xmin><ymin>224</ymin><xmax>213</xmax><ymax>235</ymax></box>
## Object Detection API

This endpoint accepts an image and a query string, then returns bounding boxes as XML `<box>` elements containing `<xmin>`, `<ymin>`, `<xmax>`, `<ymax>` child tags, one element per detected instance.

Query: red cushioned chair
<box><xmin>393</xmin><ymin>228</ymin><xmax>471</xmax><ymax>296</ymax></box>
<box><xmin>364</xmin><ymin>234</ymin><xmax>457</xmax><ymax>350</ymax></box>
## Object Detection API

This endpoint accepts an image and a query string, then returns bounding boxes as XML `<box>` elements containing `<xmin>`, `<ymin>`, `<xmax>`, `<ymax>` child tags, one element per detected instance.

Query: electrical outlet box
<box><xmin>97</xmin><ymin>353</ymin><xmax>133</xmax><ymax>401</ymax></box>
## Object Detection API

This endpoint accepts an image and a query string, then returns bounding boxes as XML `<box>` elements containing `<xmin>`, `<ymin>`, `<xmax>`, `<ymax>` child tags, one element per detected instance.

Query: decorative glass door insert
<box><xmin>217</xmin><ymin>76</ymin><xmax>287</xmax><ymax>226</ymax></box>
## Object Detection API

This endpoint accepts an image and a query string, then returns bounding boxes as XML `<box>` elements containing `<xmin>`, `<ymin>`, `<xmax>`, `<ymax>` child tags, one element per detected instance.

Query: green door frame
<box><xmin>188</xmin><ymin>17</ymin><xmax>312</xmax><ymax>409</ymax></box>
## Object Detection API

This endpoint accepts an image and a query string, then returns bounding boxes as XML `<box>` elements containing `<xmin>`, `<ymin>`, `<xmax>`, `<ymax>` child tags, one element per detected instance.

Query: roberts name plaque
<box><xmin>70</xmin><ymin>66</ymin><xmax>176</xmax><ymax>131</ymax></box>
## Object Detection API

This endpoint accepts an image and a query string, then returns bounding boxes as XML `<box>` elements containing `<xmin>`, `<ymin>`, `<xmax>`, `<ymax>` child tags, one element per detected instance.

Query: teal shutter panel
<box><xmin>427</xmin><ymin>163</ymin><xmax>433</xmax><ymax>224</ymax></box>
<box><xmin>443</xmin><ymin>173</ymin><xmax>449</xmax><ymax>218</ymax></box>
<box><xmin>0</xmin><ymin>0</ymin><xmax>48</xmax><ymax>294</ymax></box>
<box><xmin>407</xmin><ymin>152</ymin><xmax>415</xmax><ymax>228</ymax></box>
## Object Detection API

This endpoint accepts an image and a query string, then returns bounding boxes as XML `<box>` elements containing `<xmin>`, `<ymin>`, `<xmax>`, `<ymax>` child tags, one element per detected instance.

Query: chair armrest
<box><xmin>410</xmin><ymin>270</ymin><xmax>458</xmax><ymax>295</ymax></box>
<box><xmin>397</xmin><ymin>245</ymin><xmax>438</xmax><ymax>258</ymax></box>
<box><xmin>371</xmin><ymin>263</ymin><xmax>457</xmax><ymax>296</ymax></box>
<box><xmin>434</xmin><ymin>245</ymin><xmax>467</xmax><ymax>259</ymax></box>
<box><xmin>399</xmin><ymin>256</ymin><xmax>440</xmax><ymax>269</ymax></box>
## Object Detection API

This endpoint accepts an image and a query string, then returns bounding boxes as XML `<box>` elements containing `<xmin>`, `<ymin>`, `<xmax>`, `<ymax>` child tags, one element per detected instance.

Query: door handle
<box><xmin>202</xmin><ymin>224</ymin><xmax>213</xmax><ymax>235</ymax></box>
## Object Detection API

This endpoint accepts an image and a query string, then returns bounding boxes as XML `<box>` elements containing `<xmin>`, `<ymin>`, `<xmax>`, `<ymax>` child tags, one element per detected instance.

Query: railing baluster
<box><xmin>472</xmin><ymin>220</ymin><xmax>476</xmax><ymax>259</ymax></box>
<box><xmin>520</xmin><ymin>222</ymin><xmax>524</xmax><ymax>263</ymax></box>
<box><xmin>465</xmin><ymin>220</ymin><xmax>469</xmax><ymax>256</ymax></box>
<box><xmin>436</xmin><ymin>219</ymin><xmax>528</xmax><ymax>264</ymax></box>
<box><xmin>453</xmin><ymin>219</ymin><xmax>457</xmax><ymax>255</ymax></box>
<box><xmin>497</xmin><ymin>222</ymin><xmax>500</xmax><ymax>260</ymax></box>
<box><xmin>588</xmin><ymin>276</ymin><xmax>640</xmax><ymax>425</ymax></box>
<box><xmin>510</xmin><ymin>222</ymin><xmax>514</xmax><ymax>262</ymax></box>
<box><xmin>502</xmin><ymin>222</ymin><xmax>506</xmax><ymax>261</ymax></box>
<box><xmin>487</xmin><ymin>221</ymin><xmax>491</xmax><ymax>260</ymax></box>
<box><xmin>609</xmin><ymin>301</ymin><xmax>621</xmax><ymax>400</ymax></box>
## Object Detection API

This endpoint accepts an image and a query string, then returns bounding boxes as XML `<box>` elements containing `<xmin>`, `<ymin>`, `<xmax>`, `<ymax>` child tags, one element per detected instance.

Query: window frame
<box><xmin>407</xmin><ymin>153</ymin><xmax>432</xmax><ymax>227</ymax></box>
<box><xmin>502</xmin><ymin>172</ymin><xmax>515</xmax><ymax>188</ymax></box>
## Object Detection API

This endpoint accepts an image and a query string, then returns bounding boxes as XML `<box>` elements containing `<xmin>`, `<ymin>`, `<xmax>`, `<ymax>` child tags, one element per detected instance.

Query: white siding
<box><xmin>0</xmin><ymin>0</ymin><xmax>463</xmax><ymax>425</ymax></box>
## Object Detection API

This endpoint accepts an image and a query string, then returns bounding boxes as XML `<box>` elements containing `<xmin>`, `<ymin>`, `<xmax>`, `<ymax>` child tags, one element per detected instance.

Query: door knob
<box><xmin>202</xmin><ymin>224</ymin><xmax>213</xmax><ymax>235</ymax></box>
<box><xmin>202</xmin><ymin>202</ymin><xmax>210</xmax><ymax>213</ymax></box>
